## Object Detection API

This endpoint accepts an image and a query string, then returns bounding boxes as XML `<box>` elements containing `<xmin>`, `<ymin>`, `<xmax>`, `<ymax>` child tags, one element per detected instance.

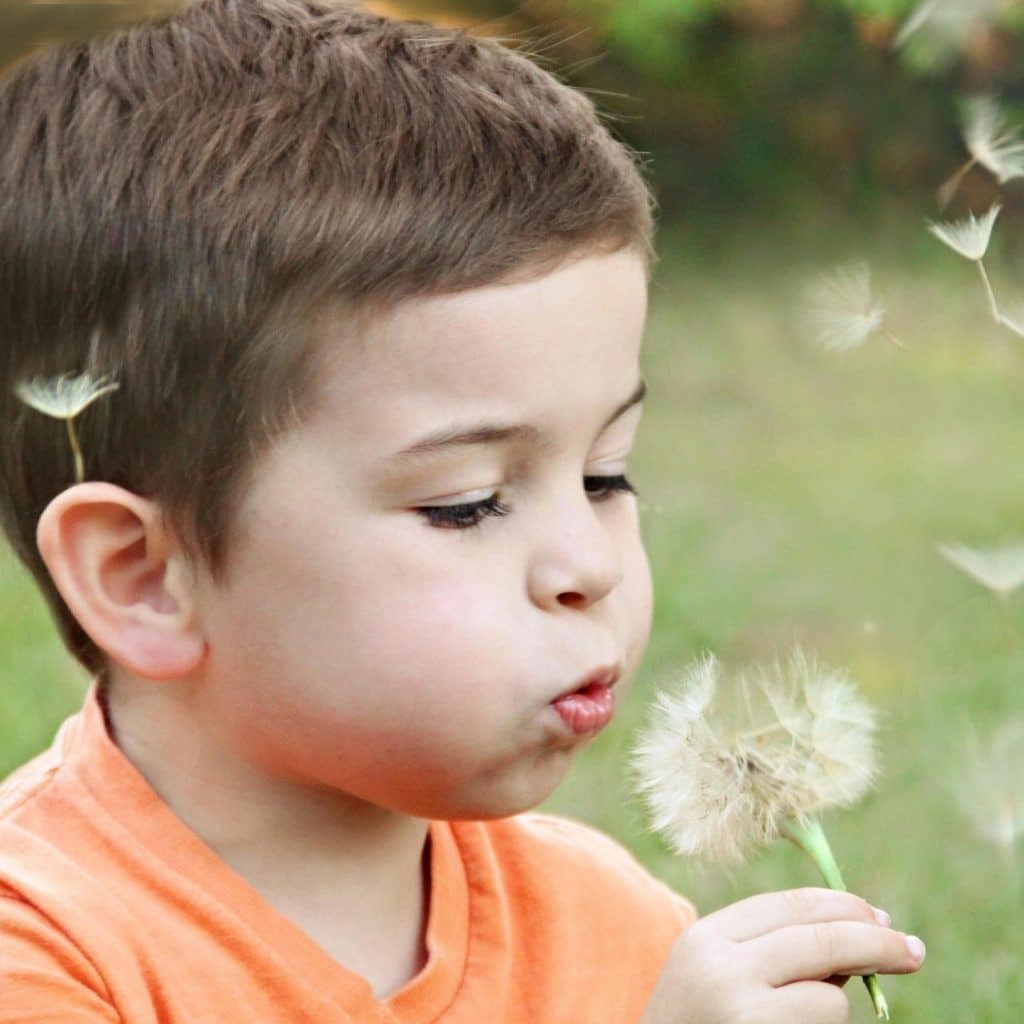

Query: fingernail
<box><xmin>872</xmin><ymin>906</ymin><xmax>891</xmax><ymax>927</ymax></box>
<box><xmin>905</xmin><ymin>935</ymin><xmax>926</xmax><ymax>963</ymax></box>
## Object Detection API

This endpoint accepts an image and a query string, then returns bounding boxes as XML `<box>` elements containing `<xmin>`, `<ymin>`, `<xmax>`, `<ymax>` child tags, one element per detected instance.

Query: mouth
<box><xmin>550</xmin><ymin>664</ymin><xmax>621</xmax><ymax>736</ymax></box>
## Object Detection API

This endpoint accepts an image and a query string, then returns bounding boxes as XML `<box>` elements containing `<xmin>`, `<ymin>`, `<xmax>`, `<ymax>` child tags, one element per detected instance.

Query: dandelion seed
<box><xmin>952</xmin><ymin>719</ymin><xmax>1024</xmax><ymax>855</ymax></box>
<box><xmin>964</xmin><ymin>96</ymin><xmax>1024</xmax><ymax>185</ymax></box>
<box><xmin>927</xmin><ymin>203</ymin><xmax>1001</xmax><ymax>262</ymax></box>
<box><xmin>998</xmin><ymin>303</ymin><xmax>1024</xmax><ymax>339</ymax></box>
<box><xmin>13</xmin><ymin>371</ymin><xmax>119</xmax><ymax>483</ymax></box>
<box><xmin>894</xmin><ymin>0</ymin><xmax>939</xmax><ymax>47</ymax></box>
<box><xmin>927</xmin><ymin>204</ymin><xmax>1003</xmax><ymax>322</ymax></box>
<box><xmin>802</xmin><ymin>261</ymin><xmax>896</xmax><ymax>352</ymax></box>
<box><xmin>15</xmin><ymin>372</ymin><xmax>119</xmax><ymax>420</ymax></box>
<box><xmin>896</xmin><ymin>0</ymin><xmax>1007</xmax><ymax>58</ymax></box>
<box><xmin>937</xmin><ymin>541</ymin><xmax>1024</xmax><ymax>599</ymax></box>
<box><xmin>937</xmin><ymin>96</ymin><xmax>1024</xmax><ymax>208</ymax></box>
<box><xmin>631</xmin><ymin>647</ymin><xmax>889</xmax><ymax>1018</ymax></box>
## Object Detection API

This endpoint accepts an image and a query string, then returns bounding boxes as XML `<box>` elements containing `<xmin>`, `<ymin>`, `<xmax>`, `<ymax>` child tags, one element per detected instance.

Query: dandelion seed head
<box><xmin>802</xmin><ymin>261</ymin><xmax>886</xmax><ymax>352</ymax></box>
<box><xmin>14</xmin><ymin>372</ymin><xmax>120</xmax><ymax>421</ymax></box>
<box><xmin>927</xmin><ymin>203</ymin><xmax>1001</xmax><ymax>262</ymax></box>
<box><xmin>937</xmin><ymin>541</ymin><xmax>1024</xmax><ymax>597</ymax></box>
<box><xmin>631</xmin><ymin>648</ymin><xmax>880</xmax><ymax>863</ymax></box>
<box><xmin>952</xmin><ymin>719</ymin><xmax>1024</xmax><ymax>850</ymax></box>
<box><xmin>964</xmin><ymin>95</ymin><xmax>1024</xmax><ymax>185</ymax></box>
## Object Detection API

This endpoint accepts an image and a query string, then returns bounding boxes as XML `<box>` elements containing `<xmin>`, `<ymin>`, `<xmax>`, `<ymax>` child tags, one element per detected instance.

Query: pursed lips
<box><xmin>552</xmin><ymin>663</ymin><xmax>622</xmax><ymax>703</ymax></box>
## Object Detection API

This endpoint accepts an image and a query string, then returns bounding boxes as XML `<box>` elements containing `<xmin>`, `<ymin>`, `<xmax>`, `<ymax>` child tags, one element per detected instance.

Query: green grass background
<box><xmin>3</xmin><ymin>209</ymin><xmax>1023</xmax><ymax>1020</ymax></box>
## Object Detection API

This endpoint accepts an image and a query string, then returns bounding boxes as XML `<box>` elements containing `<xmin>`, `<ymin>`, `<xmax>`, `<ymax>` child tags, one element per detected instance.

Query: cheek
<box><xmin>236</xmin><ymin>524</ymin><xmax>520</xmax><ymax>687</ymax></box>
<box><xmin>350</xmin><ymin>570</ymin><xmax>522</xmax><ymax>684</ymax></box>
<box><xmin>623</xmin><ymin>536</ymin><xmax>654</xmax><ymax>661</ymax></box>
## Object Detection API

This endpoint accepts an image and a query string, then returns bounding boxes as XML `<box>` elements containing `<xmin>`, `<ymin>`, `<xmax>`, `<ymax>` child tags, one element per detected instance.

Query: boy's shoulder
<box><xmin>479</xmin><ymin>811</ymin><xmax>697</xmax><ymax>927</ymax></box>
<box><xmin>0</xmin><ymin>716</ymin><xmax>76</xmax><ymax>822</ymax></box>
<box><xmin>0</xmin><ymin>701</ymin><xmax>88</xmax><ymax>857</ymax></box>
<box><xmin>0</xmin><ymin>706</ymin><xmax>114</xmax><ymax>927</ymax></box>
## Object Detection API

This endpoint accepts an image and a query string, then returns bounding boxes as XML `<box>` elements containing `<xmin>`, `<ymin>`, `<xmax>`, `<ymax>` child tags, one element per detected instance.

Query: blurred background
<box><xmin>2</xmin><ymin>0</ymin><xmax>1024</xmax><ymax>1020</ymax></box>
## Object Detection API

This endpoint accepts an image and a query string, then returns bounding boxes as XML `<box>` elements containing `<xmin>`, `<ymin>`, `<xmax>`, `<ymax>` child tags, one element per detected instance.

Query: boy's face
<box><xmin>195</xmin><ymin>247</ymin><xmax>653</xmax><ymax>820</ymax></box>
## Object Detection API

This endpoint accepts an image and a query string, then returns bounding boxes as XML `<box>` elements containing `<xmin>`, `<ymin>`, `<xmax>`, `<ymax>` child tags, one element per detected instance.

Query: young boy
<box><xmin>0</xmin><ymin>1</ymin><xmax>924</xmax><ymax>1020</ymax></box>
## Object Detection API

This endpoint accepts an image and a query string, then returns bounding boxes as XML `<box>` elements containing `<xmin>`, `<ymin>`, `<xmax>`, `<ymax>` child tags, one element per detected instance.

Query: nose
<box><xmin>526</xmin><ymin>487</ymin><xmax>626</xmax><ymax>612</ymax></box>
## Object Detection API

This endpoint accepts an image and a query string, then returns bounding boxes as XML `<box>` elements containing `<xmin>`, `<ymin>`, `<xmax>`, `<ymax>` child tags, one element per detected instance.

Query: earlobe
<box><xmin>37</xmin><ymin>483</ymin><xmax>206</xmax><ymax>680</ymax></box>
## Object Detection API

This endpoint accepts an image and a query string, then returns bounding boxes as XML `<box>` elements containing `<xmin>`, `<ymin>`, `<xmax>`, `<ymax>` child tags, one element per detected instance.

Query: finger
<box><xmin>770</xmin><ymin>980</ymin><xmax>850</xmax><ymax>1023</ymax></box>
<box><xmin>750</xmin><ymin>920</ymin><xmax>924</xmax><ymax>986</ymax></box>
<box><xmin>704</xmin><ymin>887</ymin><xmax>888</xmax><ymax>942</ymax></box>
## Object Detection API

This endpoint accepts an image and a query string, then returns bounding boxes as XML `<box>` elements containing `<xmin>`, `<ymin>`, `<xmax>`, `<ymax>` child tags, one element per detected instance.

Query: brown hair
<box><xmin>0</xmin><ymin>0</ymin><xmax>656</xmax><ymax>673</ymax></box>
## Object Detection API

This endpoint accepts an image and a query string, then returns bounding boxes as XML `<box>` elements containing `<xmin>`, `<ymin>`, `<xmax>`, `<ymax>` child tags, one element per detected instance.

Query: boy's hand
<box><xmin>641</xmin><ymin>887</ymin><xmax>925</xmax><ymax>1024</ymax></box>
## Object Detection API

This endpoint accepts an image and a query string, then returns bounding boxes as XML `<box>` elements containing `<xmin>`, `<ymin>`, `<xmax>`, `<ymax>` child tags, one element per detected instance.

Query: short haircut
<box><xmin>0</xmin><ymin>0</ymin><xmax>656</xmax><ymax>673</ymax></box>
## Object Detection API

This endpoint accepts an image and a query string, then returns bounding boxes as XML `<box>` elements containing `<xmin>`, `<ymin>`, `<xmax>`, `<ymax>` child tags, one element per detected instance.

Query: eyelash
<box><xmin>416</xmin><ymin>474</ymin><xmax>638</xmax><ymax>531</ymax></box>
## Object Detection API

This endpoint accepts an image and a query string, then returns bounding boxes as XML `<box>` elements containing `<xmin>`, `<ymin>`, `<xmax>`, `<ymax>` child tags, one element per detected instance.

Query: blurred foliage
<box><xmin>0</xmin><ymin>1</ymin><xmax>178</xmax><ymax>70</ymax></box>
<box><xmin>397</xmin><ymin>0</ymin><xmax>1024</xmax><ymax>217</ymax></box>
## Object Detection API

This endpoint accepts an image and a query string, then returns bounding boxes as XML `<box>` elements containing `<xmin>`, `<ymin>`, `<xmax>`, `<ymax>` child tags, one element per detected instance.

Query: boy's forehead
<box><xmin>304</xmin><ymin>250</ymin><xmax>649</xmax><ymax>455</ymax></box>
<box><xmin>316</xmin><ymin>250</ymin><xmax>648</xmax><ymax>395</ymax></box>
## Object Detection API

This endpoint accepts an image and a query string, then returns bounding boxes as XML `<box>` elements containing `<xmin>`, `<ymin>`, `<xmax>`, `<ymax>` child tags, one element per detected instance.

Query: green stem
<box><xmin>781</xmin><ymin>817</ymin><xmax>891</xmax><ymax>1021</ymax></box>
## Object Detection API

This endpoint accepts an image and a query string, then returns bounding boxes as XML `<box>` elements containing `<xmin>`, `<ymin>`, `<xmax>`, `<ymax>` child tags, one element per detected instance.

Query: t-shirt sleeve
<box><xmin>0</xmin><ymin>894</ymin><xmax>120</xmax><ymax>1023</ymax></box>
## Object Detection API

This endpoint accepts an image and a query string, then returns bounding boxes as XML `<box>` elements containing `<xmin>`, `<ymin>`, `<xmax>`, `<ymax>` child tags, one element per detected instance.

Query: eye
<box><xmin>416</xmin><ymin>474</ymin><xmax>637</xmax><ymax>531</ymax></box>
<box><xmin>415</xmin><ymin>493</ymin><xmax>511</xmax><ymax>531</ymax></box>
<box><xmin>584</xmin><ymin>473</ymin><xmax>637</xmax><ymax>500</ymax></box>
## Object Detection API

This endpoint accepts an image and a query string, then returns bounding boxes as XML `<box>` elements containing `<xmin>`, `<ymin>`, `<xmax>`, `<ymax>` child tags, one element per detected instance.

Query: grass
<box><xmin>544</xmin><ymin>209</ymin><xmax>1024</xmax><ymax>1022</ymax></box>
<box><xmin>3</xmin><ymin>209</ymin><xmax>1023</xmax><ymax>1019</ymax></box>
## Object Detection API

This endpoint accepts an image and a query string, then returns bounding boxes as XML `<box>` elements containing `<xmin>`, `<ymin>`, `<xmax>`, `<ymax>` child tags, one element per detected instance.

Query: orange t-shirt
<box><xmin>0</xmin><ymin>685</ymin><xmax>696</xmax><ymax>1023</ymax></box>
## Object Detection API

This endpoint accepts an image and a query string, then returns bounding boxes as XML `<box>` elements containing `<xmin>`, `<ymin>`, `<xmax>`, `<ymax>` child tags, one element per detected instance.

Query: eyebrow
<box><xmin>385</xmin><ymin>376</ymin><xmax>647</xmax><ymax>464</ymax></box>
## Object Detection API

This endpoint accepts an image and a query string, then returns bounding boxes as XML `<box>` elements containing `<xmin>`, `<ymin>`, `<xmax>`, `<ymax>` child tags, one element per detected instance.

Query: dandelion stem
<box><xmin>66</xmin><ymin>418</ymin><xmax>85</xmax><ymax>484</ymax></box>
<box><xmin>781</xmin><ymin>817</ymin><xmax>891</xmax><ymax>1021</ymax></box>
<box><xmin>976</xmin><ymin>260</ymin><xmax>1001</xmax><ymax>324</ymax></box>
<box><xmin>936</xmin><ymin>158</ymin><xmax>976</xmax><ymax>211</ymax></box>
<box><xmin>882</xmin><ymin>327</ymin><xmax>907</xmax><ymax>351</ymax></box>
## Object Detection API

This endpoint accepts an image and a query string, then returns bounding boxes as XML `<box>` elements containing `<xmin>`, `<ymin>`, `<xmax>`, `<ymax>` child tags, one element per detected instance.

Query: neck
<box><xmin>104</xmin><ymin>674</ymin><xmax>431</xmax><ymax>993</ymax></box>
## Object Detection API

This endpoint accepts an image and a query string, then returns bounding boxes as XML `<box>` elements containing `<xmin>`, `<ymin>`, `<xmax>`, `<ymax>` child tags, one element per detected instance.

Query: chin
<box><xmin>440</xmin><ymin>748</ymin><xmax>575</xmax><ymax>822</ymax></box>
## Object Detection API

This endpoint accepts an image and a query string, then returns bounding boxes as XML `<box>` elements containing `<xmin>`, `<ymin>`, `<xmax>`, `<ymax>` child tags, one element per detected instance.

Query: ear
<box><xmin>36</xmin><ymin>483</ymin><xmax>206</xmax><ymax>680</ymax></box>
